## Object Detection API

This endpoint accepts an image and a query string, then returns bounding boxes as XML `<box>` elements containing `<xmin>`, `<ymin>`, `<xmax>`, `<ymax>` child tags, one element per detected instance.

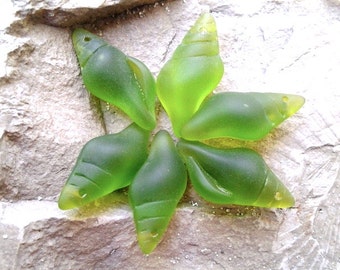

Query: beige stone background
<box><xmin>0</xmin><ymin>0</ymin><xmax>339</xmax><ymax>269</ymax></box>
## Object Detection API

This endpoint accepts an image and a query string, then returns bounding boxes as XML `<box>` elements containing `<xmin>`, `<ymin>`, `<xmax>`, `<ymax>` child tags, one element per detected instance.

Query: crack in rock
<box><xmin>13</xmin><ymin>0</ymin><xmax>163</xmax><ymax>27</ymax></box>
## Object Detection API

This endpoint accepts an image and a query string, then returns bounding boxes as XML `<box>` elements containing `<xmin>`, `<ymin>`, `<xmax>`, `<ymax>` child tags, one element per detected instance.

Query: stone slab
<box><xmin>0</xmin><ymin>0</ymin><xmax>339</xmax><ymax>269</ymax></box>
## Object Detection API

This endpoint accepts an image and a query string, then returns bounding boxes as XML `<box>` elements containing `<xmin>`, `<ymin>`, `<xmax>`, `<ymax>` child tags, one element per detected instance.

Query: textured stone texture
<box><xmin>0</xmin><ymin>0</ymin><xmax>339</xmax><ymax>269</ymax></box>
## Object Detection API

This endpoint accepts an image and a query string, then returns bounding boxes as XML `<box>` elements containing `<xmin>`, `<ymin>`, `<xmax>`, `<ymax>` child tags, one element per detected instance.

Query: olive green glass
<box><xmin>156</xmin><ymin>13</ymin><xmax>224</xmax><ymax>136</ymax></box>
<box><xmin>181</xmin><ymin>92</ymin><xmax>305</xmax><ymax>141</ymax></box>
<box><xmin>57</xmin><ymin>13</ymin><xmax>305</xmax><ymax>255</ymax></box>
<box><xmin>129</xmin><ymin>131</ymin><xmax>187</xmax><ymax>254</ymax></box>
<box><xmin>178</xmin><ymin>139</ymin><xmax>295</xmax><ymax>208</ymax></box>
<box><xmin>58</xmin><ymin>124</ymin><xmax>150</xmax><ymax>210</ymax></box>
<box><xmin>72</xmin><ymin>29</ymin><xmax>157</xmax><ymax>130</ymax></box>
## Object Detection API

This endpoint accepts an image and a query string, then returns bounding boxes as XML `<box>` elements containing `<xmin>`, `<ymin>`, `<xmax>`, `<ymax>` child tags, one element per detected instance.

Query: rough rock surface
<box><xmin>0</xmin><ymin>0</ymin><xmax>339</xmax><ymax>269</ymax></box>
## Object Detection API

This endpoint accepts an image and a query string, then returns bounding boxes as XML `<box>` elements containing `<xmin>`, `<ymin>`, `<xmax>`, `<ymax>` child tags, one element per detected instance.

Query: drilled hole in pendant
<box><xmin>84</xmin><ymin>36</ymin><xmax>91</xmax><ymax>42</ymax></box>
<box><xmin>282</xmin><ymin>96</ymin><xmax>289</xmax><ymax>103</ymax></box>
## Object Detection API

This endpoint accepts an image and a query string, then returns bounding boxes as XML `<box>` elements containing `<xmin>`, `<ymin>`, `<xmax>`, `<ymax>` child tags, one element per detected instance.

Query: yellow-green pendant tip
<box><xmin>190</xmin><ymin>13</ymin><xmax>217</xmax><ymax>34</ymax></box>
<box><xmin>283</xmin><ymin>94</ymin><xmax>305</xmax><ymax>117</ymax></box>
<box><xmin>271</xmin><ymin>190</ymin><xmax>295</xmax><ymax>209</ymax></box>
<box><xmin>137</xmin><ymin>230</ymin><xmax>162</xmax><ymax>254</ymax></box>
<box><xmin>58</xmin><ymin>185</ymin><xmax>83</xmax><ymax>210</ymax></box>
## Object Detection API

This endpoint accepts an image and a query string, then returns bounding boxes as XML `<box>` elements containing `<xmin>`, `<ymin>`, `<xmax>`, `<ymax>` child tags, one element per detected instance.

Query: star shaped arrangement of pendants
<box><xmin>58</xmin><ymin>13</ymin><xmax>305</xmax><ymax>254</ymax></box>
